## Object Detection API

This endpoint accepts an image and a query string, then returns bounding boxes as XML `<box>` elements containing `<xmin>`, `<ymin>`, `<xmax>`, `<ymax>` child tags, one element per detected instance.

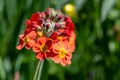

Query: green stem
<box><xmin>37</xmin><ymin>60</ymin><xmax>44</xmax><ymax>80</ymax></box>
<box><xmin>33</xmin><ymin>60</ymin><xmax>44</xmax><ymax>80</ymax></box>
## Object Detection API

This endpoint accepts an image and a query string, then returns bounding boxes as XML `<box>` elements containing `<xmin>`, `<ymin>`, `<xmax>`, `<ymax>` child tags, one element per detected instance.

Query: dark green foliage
<box><xmin>0</xmin><ymin>0</ymin><xmax>120</xmax><ymax>80</ymax></box>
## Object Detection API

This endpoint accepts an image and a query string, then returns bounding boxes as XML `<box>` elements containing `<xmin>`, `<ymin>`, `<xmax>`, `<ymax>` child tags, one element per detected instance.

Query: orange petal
<box><xmin>60</xmin><ymin>58</ymin><xmax>66</xmax><ymax>66</ymax></box>
<box><xmin>25</xmin><ymin>43</ymin><xmax>31</xmax><ymax>49</ymax></box>
<box><xmin>28</xmin><ymin>39</ymin><xmax>35</xmax><ymax>46</ymax></box>
<box><xmin>16</xmin><ymin>44</ymin><xmax>24</xmax><ymax>50</ymax></box>
<box><xmin>19</xmin><ymin>34</ymin><xmax>24</xmax><ymax>39</ymax></box>
<box><xmin>37</xmin><ymin>37</ymin><xmax>46</xmax><ymax>44</ymax></box>
<box><xmin>32</xmin><ymin>43</ymin><xmax>41</xmax><ymax>53</ymax></box>
<box><xmin>52</xmin><ymin>55</ymin><xmax>61</xmax><ymax>63</ymax></box>
<box><xmin>27</xmin><ymin>31</ymin><xmax>37</xmax><ymax>39</ymax></box>
<box><xmin>36</xmin><ymin>52</ymin><xmax>45</xmax><ymax>60</ymax></box>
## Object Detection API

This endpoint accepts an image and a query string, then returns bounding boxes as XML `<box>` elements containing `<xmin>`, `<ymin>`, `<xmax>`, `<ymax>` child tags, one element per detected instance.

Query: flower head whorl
<box><xmin>16</xmin><ymin>8</ymin><xmax>76</xmax><ymax>66</ymax></box>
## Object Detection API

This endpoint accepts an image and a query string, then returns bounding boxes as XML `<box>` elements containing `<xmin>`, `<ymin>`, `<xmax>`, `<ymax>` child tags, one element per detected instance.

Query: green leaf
<box><xmin>74</xmin><ymin>0</ymin><xmax>86</xmax><ymax>11</ymax></box>
<box><xmin>5</xmin><ymin>0</ymin><xmax>17</xmax><ymax>21</ymax></box>
<box><xmin>51</xmin><ymin>0</ymin><xmax>68</xmax><ymax>9</ymax></box>
<box><xmin>101</xmin><ymin>0</ymin><xmax>117</xmax><ymax>22</ymax></box>
<box><xmin>15</xmin><ymin>54</ymin><xmax>24</xmax><ymax>71</ymax></box>
<box><xmin>0</xmin><ymin>57</ymin><xmax>6</xmax><ymax>80</ymax></box>
<box><xmin>0</xmin><ymin>0</ymin><xmax>4</xmax><ymax>20</ymax></box>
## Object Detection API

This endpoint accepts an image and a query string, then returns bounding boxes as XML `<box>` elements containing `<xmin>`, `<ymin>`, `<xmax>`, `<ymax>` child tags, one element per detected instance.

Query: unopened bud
<box><xmin>55</xmin><ymin>23</ymin><xmax>61</xmax><ymax>29</ymax></box>
<box><xmin>58</xmin><ymin>15</ymin><xmax>64</xmax><ymax>20</ymax></box>
<box><xmin>40</xmin><ymin>12</ymin><xmax>46</xmax><ymax>18</ymax></box>
<box><xmin>37</xmin><ymin>31</ymin><xmax>43</xmax><ymax>37</ymax></box>
<box><xmin>45</xmin><ymin>24</ymin><xmax>50</xmax><ymax>29</ymax></box>
<box><xmin>31</xmin><ymin>22</ymin><xmax>35</xmax><ymax>27</ymax></box>
<box><xmin>45</xmin><ymin>8</ymin><xmax>52</xmax><ymax>17</ymax></box>
<box><xmin>37</xmin><ymin>26</ymin><xmax>42</xmax><ymax>31</ymax></box>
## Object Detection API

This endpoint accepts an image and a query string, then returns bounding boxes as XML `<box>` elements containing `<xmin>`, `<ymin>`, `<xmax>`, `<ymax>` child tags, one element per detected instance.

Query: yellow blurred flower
<box><xmin>64</xmin><ymin>4</ymin><xmax>76</xmax><ymax>17</ymax></box>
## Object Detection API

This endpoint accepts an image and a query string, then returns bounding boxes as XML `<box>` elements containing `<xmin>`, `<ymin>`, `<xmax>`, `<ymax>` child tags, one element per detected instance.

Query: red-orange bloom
<box><xmin>69</xmin><ymin>31</ymin><xmax>76</xmax><ymax>53</ymax></box>
<box><xmin>32</xmin><ymin>37</ymin><xmax>52</xmax><ymax>60</ymax></box>
<box><xmin>25</xmin><ymin>20</ymin><xmax>35</xmax><ymax>34</ymax></box>
<box><xmin>16</xmin><ymin>8</ymin><xmax>76</xmax><ymax>66</ymax></box>
<box><xmin>16</xmin><ymin>31</ymin><xmax>36</xmax><ymax>50</ymax></box>
<box><xmin>65</xmin><ymin>16</ymin><xmax>75</xmax><ymax>32</ymax></box>
<box><xmin>52</xmin><ymin>40</ymin><xmax>72</xmax><ymax>66</ymax></box>
<box><xmin>30</xmin><ymin>12</ymin><xmax>41</xmax><ymax>25</ymax></box>
<box><xmin>50</xmin><ymin>32</ymin><xmax>67</xmax><ymax>42</ymax></box>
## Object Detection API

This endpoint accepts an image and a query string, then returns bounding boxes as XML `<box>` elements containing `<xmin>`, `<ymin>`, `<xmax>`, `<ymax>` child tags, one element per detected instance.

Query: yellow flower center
<box><xmin>40</xmin><ymin>44</ymin><xmax>48</xmax><ymax>52</ymax></box>
<box><xmin>23</xmin><ymin>36</ymin><xmax>29</xmax><ymax>43</ymax></box>
<box><xmin>58</xmin><ymin>36</ymin><xmax>62</xmax><ymax>41</ymax></box>
<box><xmin>59</xmin><ymin>48</ymin><xmax>66</xmax><ymax>58</ymax></box>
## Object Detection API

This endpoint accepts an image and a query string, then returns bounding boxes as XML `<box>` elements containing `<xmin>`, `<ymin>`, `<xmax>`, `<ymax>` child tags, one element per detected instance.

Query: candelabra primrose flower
<box><xmin>16</xmin><ymin>8</ymin><xmax>76</xmax><ymax>66</ymax></box>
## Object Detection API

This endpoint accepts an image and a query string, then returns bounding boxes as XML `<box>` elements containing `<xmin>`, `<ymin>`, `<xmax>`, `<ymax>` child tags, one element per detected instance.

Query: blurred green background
<box><xmin>0</xmin><ymin>0</ymin><xmax>120</xmax><ymax>80</ymax></box>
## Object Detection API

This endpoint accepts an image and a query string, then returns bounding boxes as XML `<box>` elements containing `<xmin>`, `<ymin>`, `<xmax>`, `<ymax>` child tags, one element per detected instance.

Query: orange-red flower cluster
<box><xmin>16</xmin><ymin>8</ymin><xmax>76</xmax><ymax>66</ymax></box>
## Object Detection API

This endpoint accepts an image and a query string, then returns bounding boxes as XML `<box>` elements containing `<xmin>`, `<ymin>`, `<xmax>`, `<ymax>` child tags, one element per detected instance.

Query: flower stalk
<box><xmin>33</xmin><ymin>60</ymin><xmax>44</xmax><ymax>80</ymax></box>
